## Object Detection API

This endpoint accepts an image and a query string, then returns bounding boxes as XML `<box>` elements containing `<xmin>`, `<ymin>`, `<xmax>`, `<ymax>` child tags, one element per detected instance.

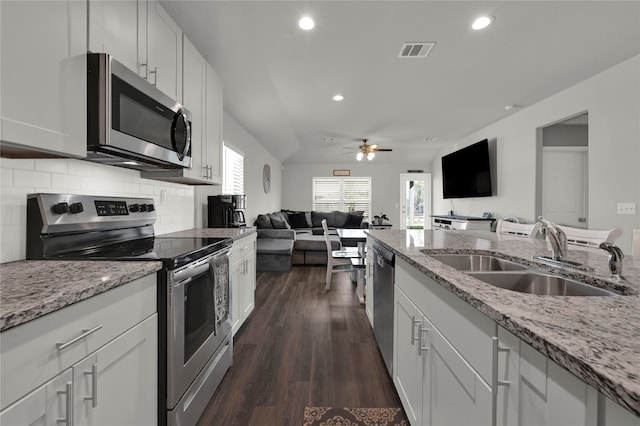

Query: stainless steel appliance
<box><xmin>87</xmin><ymin>53</ymin><xmax>192</xmax><ymax>171</ymax></box>
<box><xmin>208</xmin><ymin>195</ymin><xmax>246</xmax><ymax>228</ymax></box>
<box><xmin>373</xmin><ymin>242</ymin><xmax>395</xmax><ymax>375</ymax></box>
<box><xmin>26</xmin><ymin>193</ymin><xmax>233</xmax><ymax>426</ymax></box>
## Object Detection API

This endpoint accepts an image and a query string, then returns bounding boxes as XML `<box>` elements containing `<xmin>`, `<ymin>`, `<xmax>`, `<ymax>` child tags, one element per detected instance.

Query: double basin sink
<box><xmin>426</xmin><ymin>253</ymin><xmax>618</xmax><ymax>297</ymax></box>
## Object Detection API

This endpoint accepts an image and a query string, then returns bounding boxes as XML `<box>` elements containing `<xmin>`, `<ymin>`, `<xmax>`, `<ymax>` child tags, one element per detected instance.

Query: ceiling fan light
<box><xmin>356</xmin><ymin>152</ymin><xmax>363</xmax><ymax>161</ymax></box>
<box><xmin>367</xmin><ymin>152</ymin><xmax>375</xmax><ymax>161</ymax></box>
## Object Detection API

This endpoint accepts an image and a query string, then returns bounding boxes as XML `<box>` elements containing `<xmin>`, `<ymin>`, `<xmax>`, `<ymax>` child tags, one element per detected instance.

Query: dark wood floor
<box><xmin>197</xmin><ymin>266</ymin><xmax>404</xmax><ymax>425</ymax></box>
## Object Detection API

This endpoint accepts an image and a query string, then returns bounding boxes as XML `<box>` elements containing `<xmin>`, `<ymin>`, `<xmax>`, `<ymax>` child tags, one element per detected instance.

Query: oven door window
<box><xmin>183</xmin><ymin>272</ymin><xmax>216</xmax><ymax>364</ymax></box>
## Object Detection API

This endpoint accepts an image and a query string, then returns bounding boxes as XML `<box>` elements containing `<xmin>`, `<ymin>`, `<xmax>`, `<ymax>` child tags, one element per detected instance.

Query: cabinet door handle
<box><xmin>202</xmin><ymin>165</ymin><xmax>208</xmax><ymax>178</ymax></box>
<box><xmin>57</xmin><ymin>381</ymin><xmax>73</xmax><ymax>425</ymax></box>
<box><xmin>56</xmin><ymin>325</ymin><xmax>103</xmax><ymax>351</ymax></box>
<box><xmin>491</xmin><ymin>336</ymin><xmax>511</xmax><ymax>426</ymax></box>
<box><xmin>411</xmin><ymin>316</ymin><xmax>421</xmax><ymax>345</ymax></box>
<box><xmin>419</xmin><ymin>326</ymin><xmax>430</xmax><ymax>354</ymax></box>
<box><xmin>149</xmin><ymin>67</ymin><xmax>157</xmax><ymax>86</ymax></box>
<box><xmin>139</xmin><ymin>62</ymin><xmax>148</xmax><ymax>79</ymax></box>
<box><xmin>84</xmin><ymin>363</ymin><xmax>98</xmax><ymax>408</ymax></box>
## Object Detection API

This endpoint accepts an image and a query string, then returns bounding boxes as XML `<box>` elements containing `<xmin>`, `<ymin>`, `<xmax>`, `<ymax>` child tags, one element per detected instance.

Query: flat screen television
<box><xmin>442</xmin><ymin>139</ymin><xmax>492</xmax><ymax>199</ymax></box>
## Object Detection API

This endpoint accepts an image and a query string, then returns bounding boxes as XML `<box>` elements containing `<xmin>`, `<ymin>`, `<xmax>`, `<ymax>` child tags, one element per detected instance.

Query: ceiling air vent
<box><xmin>398</xmin><ymin>42</ymin><xmax>435</xmax><ymax>58</ymax></box>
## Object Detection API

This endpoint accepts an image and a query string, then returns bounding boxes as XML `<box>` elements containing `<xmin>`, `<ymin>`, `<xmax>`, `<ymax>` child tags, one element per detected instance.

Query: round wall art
<box><xmin>262</xmin><ymin>163</ymin><xmax>271</xmax><ymax>193</ymax></box>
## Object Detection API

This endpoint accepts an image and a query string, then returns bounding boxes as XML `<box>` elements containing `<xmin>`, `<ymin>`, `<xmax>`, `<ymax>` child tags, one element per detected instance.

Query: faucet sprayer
<box><xmin>599</xmin><ymin>242</ymin><xmax>624</xmax><ymax>278</ymax></box>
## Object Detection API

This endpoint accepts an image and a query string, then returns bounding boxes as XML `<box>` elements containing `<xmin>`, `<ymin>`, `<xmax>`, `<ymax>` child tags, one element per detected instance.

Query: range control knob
<box><xmin>69</xmin><ymin>202</ymin><xmax>84</xmax><ymax>214</ymax></box>
<box><xmin>146</xmin><ymin>204</ymin><xmax>155</xmax><ymax>212</ymax></box>
<box><xmin>139</xmin><ymin>204</ymin><xmax>148</xmax><ymax>212</ymax></box>
<box><xmin>129</xmin><ymin>204</ymin><xmax>140</xmax><ymax>213</ymax></box>
<box><xmin>52</xmin><ymin>202</ymin><xmax>69</xmax><ymax>215</ymax></box>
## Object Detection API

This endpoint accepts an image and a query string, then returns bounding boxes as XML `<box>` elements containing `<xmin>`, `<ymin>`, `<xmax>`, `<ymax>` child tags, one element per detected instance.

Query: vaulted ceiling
<box><xmin>161</xmin><ymin>1</ymin><xmax>640</xmax><ymax>165</ymax></box>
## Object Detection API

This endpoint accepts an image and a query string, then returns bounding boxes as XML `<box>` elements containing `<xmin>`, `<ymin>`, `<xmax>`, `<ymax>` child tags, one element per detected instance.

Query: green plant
<box><xmin>373</xmin><ymin>213</ymin><xmax>388</xmax><ymax>224</ymax></box>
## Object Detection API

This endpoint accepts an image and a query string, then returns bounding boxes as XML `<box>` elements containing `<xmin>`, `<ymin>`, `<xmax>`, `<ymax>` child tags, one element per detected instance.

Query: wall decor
<box><xmin>263</xmin><ymin>163</ymin><xmax>271</xmax><ymax>193</ymax></box>
<box><xmin>333</xmin><ymin>169</ymin><xmax>350</xmax><ymax>176</ymax></box>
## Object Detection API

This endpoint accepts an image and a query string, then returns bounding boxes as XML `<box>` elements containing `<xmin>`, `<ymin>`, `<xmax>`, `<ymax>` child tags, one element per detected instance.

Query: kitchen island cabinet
<box><xmin>0</xmin><ymin>0</ymin><xmax>87</xmax><ymax>158</ymax></box>
<box><xmin>0</xmin><ymin>273</ymin><xmax>158</xmax><ymax>425</ymax></box>
<box><xmin>231</xmin><ymin>232</ymin><xmax>257</xmax><ymax>336</ymax></box>
<box><xmin>366</xmin><ymin>229</ymin><xmax>640</xmax><ymax>423</ymax></box>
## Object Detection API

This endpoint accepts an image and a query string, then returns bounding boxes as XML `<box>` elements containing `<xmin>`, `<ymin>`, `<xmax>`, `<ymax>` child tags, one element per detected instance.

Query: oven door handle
<box><xmin>208</xmin><ymin>258</ymin><xmax>218</xmax><ymax>337</ymax></box>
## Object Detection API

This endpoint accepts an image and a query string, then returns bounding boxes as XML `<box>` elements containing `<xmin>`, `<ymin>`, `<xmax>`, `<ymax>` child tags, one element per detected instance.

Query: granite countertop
<box><xmin>159</xmin><ymin>227</ymin><xmax>257</xmax><ymax>239</ymax></box>
<box><xmin>366</xmin><ymin>229</ymin><xmax>640</xmax><ymax>416</ymax></box>
<box><xmin>0</xmin><ymin>260</ymin><xmax>162</xmax><ymax>332</ymax></box>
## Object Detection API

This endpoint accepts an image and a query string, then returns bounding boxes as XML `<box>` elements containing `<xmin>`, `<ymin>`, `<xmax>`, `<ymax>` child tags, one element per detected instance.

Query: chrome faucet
<box><xmin>538</xmin><ymin>216</ymin><xmax>567</xmax><ymax>261</ymax></box>
<box><xmin>599</xmin><ymin>242</ymin><xmax>624</xmax><ymax>278</ymax></box>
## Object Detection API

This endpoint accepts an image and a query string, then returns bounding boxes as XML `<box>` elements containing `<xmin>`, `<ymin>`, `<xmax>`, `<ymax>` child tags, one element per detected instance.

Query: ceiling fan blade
<box><xmin>373</xmin><ymin>148</ymin><xmax>393</xmax><ymax>152</ymax></box>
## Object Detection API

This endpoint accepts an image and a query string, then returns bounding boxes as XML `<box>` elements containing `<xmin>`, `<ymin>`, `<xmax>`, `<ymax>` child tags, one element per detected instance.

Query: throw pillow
<box><xmin>334</xmin><ymin>211</ymin><xmax>349</xmax><ymax>228</ymax></box>
<box><xmin>345</xmin><ymin>212</ymin><xmax>364</xmax><ymax>228</ymax></box>
<box><xmin>311</xmin><ymin>211</ymin><xmax>334</xmax><ymax>227</ymax></box>
<box><xmin>255</xmin><ymin>214</ymin><xmax>273</xmax><ymax>229</ymax></box>
<box><xmin>287</xmin><ymin>212</ymin><xmax>309</xmax><ymax>229</ymax></box>
<box><xmin>270</xmin><ymin>212</ymin><xmax>291</xmax><ymax>229</ymax></box>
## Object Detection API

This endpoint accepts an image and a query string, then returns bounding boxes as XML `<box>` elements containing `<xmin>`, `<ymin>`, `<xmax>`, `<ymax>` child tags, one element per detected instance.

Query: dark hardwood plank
<box><xmin>197</xmin><ymin>266</ymin><xmax>404</xmax><ymax>425</ymax></box>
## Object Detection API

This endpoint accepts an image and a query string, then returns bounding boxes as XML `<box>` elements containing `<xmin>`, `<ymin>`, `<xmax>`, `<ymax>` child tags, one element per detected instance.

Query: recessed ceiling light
<box><xmin>472</xmin><ymin>16</ymin><xmax>493</xmax><ymax>30</ymax></box>
<box><xmin>332</xmin><ymin>94</ymin><xmax>344</xmax><ymax>101</ymax></box>
<box><xmin>298</xmin><ymin>16</ymin><xmax>315</xmax><ymax>31</ymax></box>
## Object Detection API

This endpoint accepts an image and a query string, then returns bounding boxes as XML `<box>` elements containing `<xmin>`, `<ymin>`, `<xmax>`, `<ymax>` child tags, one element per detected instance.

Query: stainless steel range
<box><xmin>26</xmin><ymin>193</ymin><xmax>233</xmax><ymax>426</ymax></box>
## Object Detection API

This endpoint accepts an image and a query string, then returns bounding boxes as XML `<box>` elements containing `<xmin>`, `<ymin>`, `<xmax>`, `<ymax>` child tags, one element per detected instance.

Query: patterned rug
<box><xmin>303</xmin><ymin>407</ymin><xmax>408</xmax><ymax>426</ymax></box>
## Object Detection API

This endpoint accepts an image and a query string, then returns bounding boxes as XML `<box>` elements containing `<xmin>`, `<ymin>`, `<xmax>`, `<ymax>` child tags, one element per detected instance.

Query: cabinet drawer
<box><xmin>0</xmin><ymin>274</ymin><xmax>157</xmax><ymax>409</ymax></box>
<box><xmin>232</xmin><ymin>233</ymin><xmax>256</xmax><ymax>263</ymax></box>
<box><xmin>396</xmin><ymin>258</ymin><xmax>494</xmax><ymax>383</ymax></box>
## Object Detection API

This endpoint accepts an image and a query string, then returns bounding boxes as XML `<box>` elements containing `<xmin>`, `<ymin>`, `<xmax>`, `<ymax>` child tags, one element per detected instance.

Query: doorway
<box><xmin>399</xmin><ymin>173</ymin><xmax>431</xmax><ymax>230</ymax></box>
<box><xmin>537</xmin><ymin>113</ymin><xmax>588</xmax><ymax>228</ymax></box>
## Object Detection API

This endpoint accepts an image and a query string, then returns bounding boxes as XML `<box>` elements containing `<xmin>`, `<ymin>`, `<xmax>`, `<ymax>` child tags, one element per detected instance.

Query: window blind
<box><xmin>223</xmin><ymin>144</ymin><xmax>244</xmax><ymax>194</ymax></box>
<box><xmin>312</xmin><ymin>177</ymin><xmax>371</xmax><ymax>219</ymax></box>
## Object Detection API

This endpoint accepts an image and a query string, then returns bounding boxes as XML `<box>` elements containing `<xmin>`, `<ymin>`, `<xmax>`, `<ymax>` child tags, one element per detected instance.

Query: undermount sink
<box><xmin>428</xmin><ymin>254</ymin><xmax>527</xmax><ymax>272</ymax></box>
<box><xmin>467</xmin><ymin>272</ymin><xmax>618</xmax><ymax>297</ymax></box>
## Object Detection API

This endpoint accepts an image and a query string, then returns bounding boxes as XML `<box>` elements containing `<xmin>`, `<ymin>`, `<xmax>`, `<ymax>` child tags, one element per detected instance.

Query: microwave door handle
<box><xmin>171</xmin><ymin>109</ymin><xmax>191</xmax><ymax>161</ymax></box>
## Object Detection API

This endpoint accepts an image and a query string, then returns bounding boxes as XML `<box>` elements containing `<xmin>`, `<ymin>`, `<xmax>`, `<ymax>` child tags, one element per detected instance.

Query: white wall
<box><xmin>0</xmin><ymin>158</ymin><xmax>195</xmax><ymax>263</ymax></box>
<box><xmin>432</xmin><ymin>55</ymin><xmax>640</xmax><ymax>253</ymax></box>
<box><xmin>282</xmin><ymin>162</ymin><xmax>431</xmax><ymax>227</ymax></box>
<box><xmin>194</xmin><ymin>112</ymin><xmax>282</xmax><ymax>227</ymax></box>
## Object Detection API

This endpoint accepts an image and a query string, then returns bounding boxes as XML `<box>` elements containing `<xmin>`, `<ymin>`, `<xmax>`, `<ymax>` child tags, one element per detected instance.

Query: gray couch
<box><xmin>255</xmin><ymin>210</ymin><xmax>368</xmax><ymax>267</ymax></box>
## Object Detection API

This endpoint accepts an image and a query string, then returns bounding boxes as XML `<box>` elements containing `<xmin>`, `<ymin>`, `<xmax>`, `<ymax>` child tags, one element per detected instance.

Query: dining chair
<box><xmin>322</xmin><ymin>219</ymin><xmax>353</xmax><ymax>291</ymax></box>
<box><xmin>557</xmin><ymin>224</ymin><xmax>622</xmax><ymax>248</ymax></box>
<box><xmin>632</xmin><ymin>229</ymin><xmax>640</xmax><ymax>257</ymax></box>
<box><xmin>496</xmin><ymin>219</ymin><xmax>542</xmax><ymax>238</ymax></box>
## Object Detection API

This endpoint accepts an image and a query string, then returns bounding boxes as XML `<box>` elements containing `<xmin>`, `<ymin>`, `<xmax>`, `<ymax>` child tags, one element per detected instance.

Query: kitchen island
<box><xmin>366</xmin><ymin>229</ymin><xmax>640</xmax><ymax>420</ymax></box>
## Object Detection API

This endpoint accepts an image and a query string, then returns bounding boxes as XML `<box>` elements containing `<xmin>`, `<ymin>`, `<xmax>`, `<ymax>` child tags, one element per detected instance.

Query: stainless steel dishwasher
<box><xmin>373</xmin><ymin>242</ymin><xmax>395</xmax><ymax>375</ymax></box>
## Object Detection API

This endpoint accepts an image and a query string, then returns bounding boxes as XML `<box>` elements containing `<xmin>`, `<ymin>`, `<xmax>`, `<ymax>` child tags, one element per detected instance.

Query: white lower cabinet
<box><xmin>0</xmin><ymin>274</ymin><xmax>157</xmax><ymax>425</ymax></box>
<box><xmin>231</xmin><ymin>233</ymin><xmax>257</xmax><ymax>336</ymax></box>
<box><xmin>394</xmin><ymin>259</ymin><xmax>639</xmax><ymax>426</ymax></box>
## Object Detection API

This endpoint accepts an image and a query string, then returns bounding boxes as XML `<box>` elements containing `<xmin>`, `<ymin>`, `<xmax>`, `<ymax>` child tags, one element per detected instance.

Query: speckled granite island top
<box><xmin>159</xmin><ymin>227</ymin><xmax>256</xmax><ymax>239</ymax></box>
<box><xmin>0</xmin><ymin>260</ymin><xmax>161</xmax><ymax>332</ymax></box>
<box><xmin>366</xmin><ymin>229</ymin><xmax>640</xmax><ymax>416</ymax></box>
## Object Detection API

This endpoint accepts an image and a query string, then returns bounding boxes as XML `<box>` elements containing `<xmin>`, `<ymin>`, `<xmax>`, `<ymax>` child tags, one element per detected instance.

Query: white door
<box><xmin>542</xmin><ymin>147</ymin><xmax>588</xmax><ymax>227</ymax></box>
<box><xmin>400</xmin><ymin>174</ymin><xmax>432</xmax><ymax>230</ymax></box>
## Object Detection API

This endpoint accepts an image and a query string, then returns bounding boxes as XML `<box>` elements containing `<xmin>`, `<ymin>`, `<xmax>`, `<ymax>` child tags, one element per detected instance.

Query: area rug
<box><xmin>303</xmin><ymin>407</ymin><xmax>408</xmax><ymax>426</ymax></box>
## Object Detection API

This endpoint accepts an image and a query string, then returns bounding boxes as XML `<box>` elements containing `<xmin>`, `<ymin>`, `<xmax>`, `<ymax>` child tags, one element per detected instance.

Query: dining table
<box><xmin>336</xmin><ymin>228</ymin><xmax>368</xmax><ymax>304</ymax></box>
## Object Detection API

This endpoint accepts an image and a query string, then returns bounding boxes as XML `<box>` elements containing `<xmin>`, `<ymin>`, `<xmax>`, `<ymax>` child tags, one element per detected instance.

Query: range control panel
<box><xmin>28</xmin><ymin>193</ymin><xmax>157</xmax><ymax>233</ymax></box>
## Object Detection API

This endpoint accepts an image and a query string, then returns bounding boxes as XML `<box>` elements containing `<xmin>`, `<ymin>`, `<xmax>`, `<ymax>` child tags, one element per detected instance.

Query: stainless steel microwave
<box><xmin>87</xmin><ymin>53</ymin><xmax>191</xmax><ymax>171</ymax></box>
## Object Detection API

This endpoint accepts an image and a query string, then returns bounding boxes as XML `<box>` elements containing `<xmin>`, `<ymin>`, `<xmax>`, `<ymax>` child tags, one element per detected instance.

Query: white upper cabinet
<box><xmin>88</xmin><ymin>0</ymin><xmax>147</xmax><ymax>78</ymax></box>
<box><xmin>205</xmin><ymin>64</ymin><xmax>224</xmax><ymax>184</ymax></box>
<box><xmin>0</xmin><ymin>0</ymin><xmax>87</xmax><ymax>158</ymax></box>
<box><xmin>182</xmin><ymin>35</ymin><xmax>207</xmax><ymax>183</ymax></box>
<box><xmin>147</xmin><ymin>0</ymin><xmax>182</xmax><ymax>101</ymax></box>
<box><xmin>89</xmin><ymin>0</ymin><xmax>181</xmax><ymax>101</ymax></box>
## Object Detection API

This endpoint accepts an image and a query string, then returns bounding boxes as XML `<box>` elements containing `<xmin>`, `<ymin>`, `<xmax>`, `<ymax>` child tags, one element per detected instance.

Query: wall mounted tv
<box><xmin>442</xmin><ymin>139</ymin><xmax>493</xmax><ymax>199</ymax></box>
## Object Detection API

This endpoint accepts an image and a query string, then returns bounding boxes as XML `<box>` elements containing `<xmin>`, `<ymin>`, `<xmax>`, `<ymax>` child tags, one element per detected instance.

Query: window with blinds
<box><xmin>223</xmin><ymin>144</ymin><xmax>244</xmax><ymax>194</ymax></box>
<box><xmin>312</xmin><ymin>177</ymin><xmax>372</xmax><ymax>219</ymax></box>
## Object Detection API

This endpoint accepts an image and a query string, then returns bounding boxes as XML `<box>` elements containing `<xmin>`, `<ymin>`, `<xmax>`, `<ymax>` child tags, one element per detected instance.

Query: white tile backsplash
<box><xmin>0</xmin><ymin>158</ymin><xmax>195</xmax><ymax>263</ymax></box>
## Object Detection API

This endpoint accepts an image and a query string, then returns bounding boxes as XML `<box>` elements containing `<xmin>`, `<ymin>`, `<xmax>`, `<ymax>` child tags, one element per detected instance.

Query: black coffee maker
<box><xmin>208</xmin><ymin>195</ymin><xmax>246</xmax><ymax>228</ymax></box>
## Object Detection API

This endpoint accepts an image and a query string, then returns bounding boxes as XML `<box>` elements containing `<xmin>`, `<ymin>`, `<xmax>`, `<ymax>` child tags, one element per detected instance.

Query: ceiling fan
<box><xmin>345</xmin><ymin>139</ymin><xmax>393</xmax><ymax>161</ymax></box>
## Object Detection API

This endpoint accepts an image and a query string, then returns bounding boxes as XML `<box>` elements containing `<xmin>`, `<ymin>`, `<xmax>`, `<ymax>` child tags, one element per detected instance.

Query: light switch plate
<box><xmin>617</xmin><ymin>202</ymin><xmax>636</xmax><ymax>215</ymax></box>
